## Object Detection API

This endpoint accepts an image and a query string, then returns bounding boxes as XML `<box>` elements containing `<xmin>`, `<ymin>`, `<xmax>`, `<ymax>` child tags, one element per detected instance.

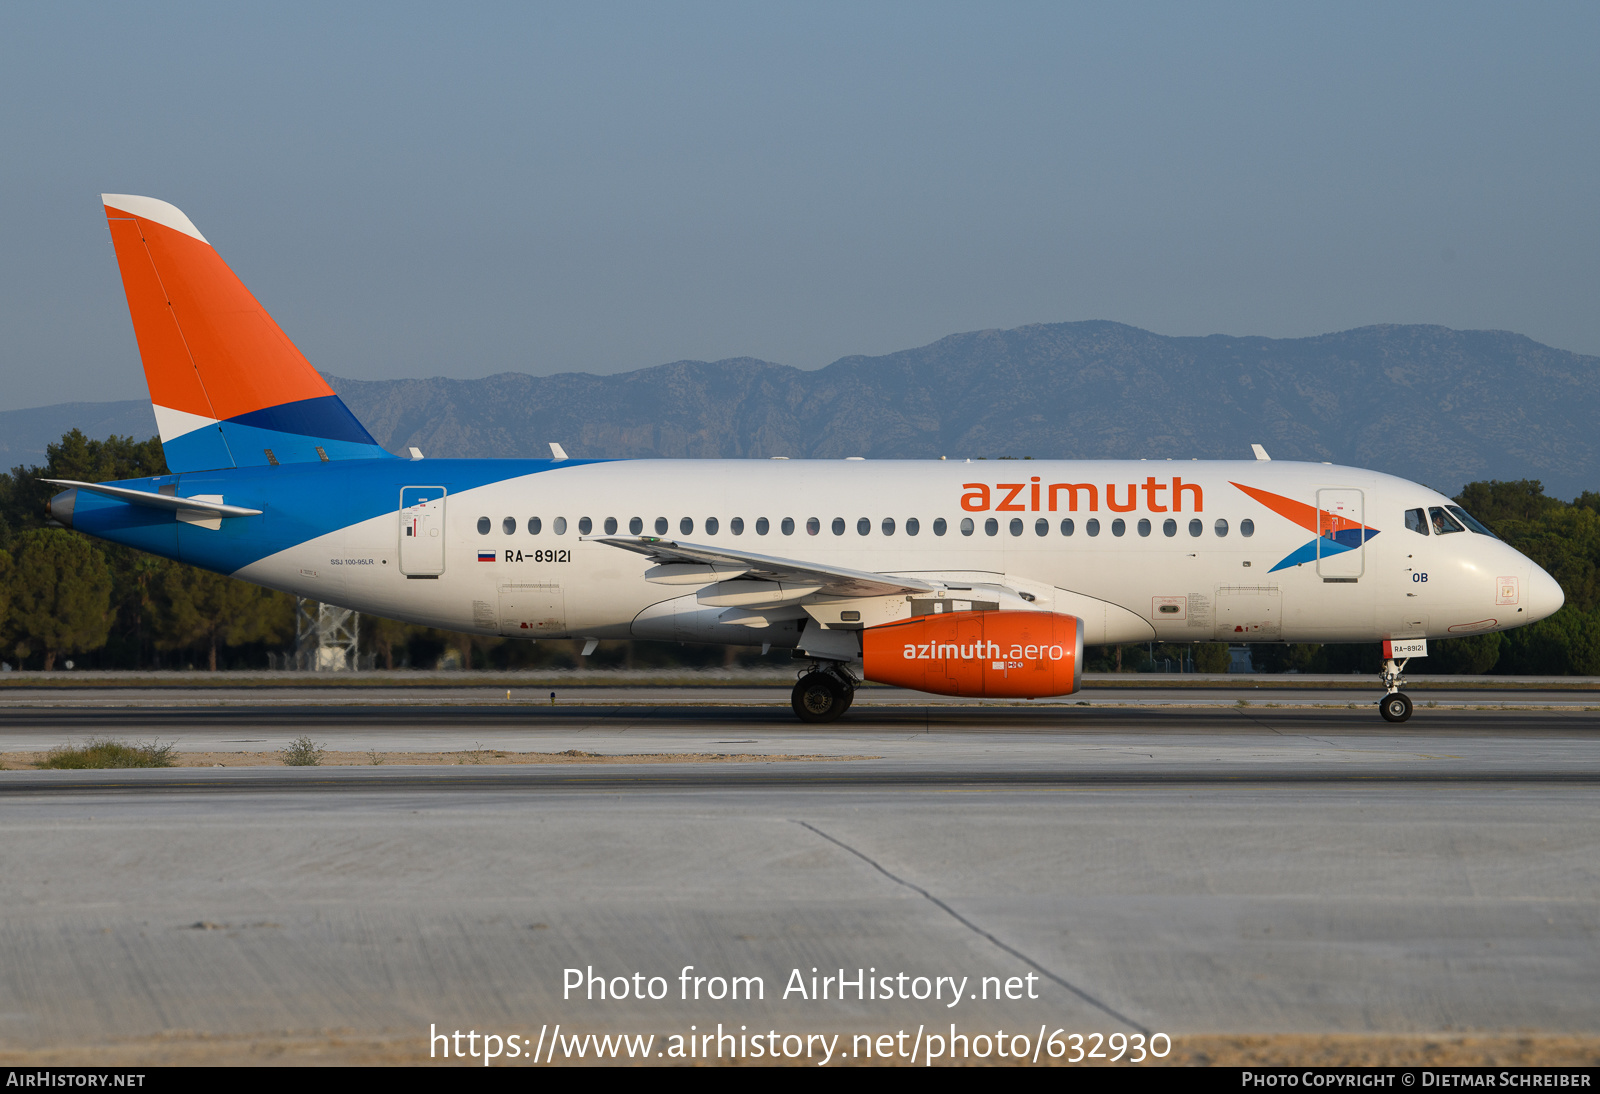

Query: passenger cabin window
<box><xmin>706</xmin><ymin>517</ymin><xmax>719</xmax><ymax>535</ymax></box>
<box><xmin>1061</xmin><ymin>518</ymin><xmax>1075</xmax><ymax>536</ymax></box>
<box><xmin>806</xmin><ymin>518</ymin><xmax>820</xmax><ymax>536</ymax></box>
<box><xmin>553</xmin><ymin>517</ymin><xmax>568</xmax><ymax>535</ymax></box>
<box><xmin>1405</xmin><ymin>508</ymin><xmax>1428</xmax><ymax>535</ymax></box>
<box><xmin>578</xmin><ymin>517</ymin><xmax>593</xmax><ymax>535</ymax></box>
<box><xmin>680</xmin><ymin>517</ymin><xmax>694</xmax><ymax>535</ymax></box>
<box><xmin>984</xmin><ymin>518</ymin><xmax>999</xmax><ymax>536</ymax></box>
<box><xmin>1035</xmin><ymin>518</ymin><xmax>1048</xmax><ymax>536</ymax></box>
<box><xmin>1429</xmin><ymin>506</ymin><xmax>1465</xmax><ymax>535</ymax></box>
<box><xmin>932</xmin><ymin>518</ymin><xmax>946</xmax><ymax>536</ymax></box>
<box><xmin>1086</xmin><ymin>518</ymin><xmax>1100</xmax><ymax>536</ymax></box>
<box><xmin>603</xmin><ymin>517</ymin><xmax>618</xmax><ymax>535</ymax></box>
<box><xmin>1112</xmin><ymin>519</ymin><xmax>1126</xmax><ymax>537</ymax></box>
<box><xmin>1137</xmin><ymin>519</ymin><xmax>1151</xmax><ymax>537</ymax></box>
<box><xmin>857</xmin><ymin>517</ymin><xmax>870</xmax><ymax>535</ymax></box>
<box><xmin>629</xmin><ymin>517</ymin><xmax>642</xmax><ymax>534</ymax></box>
<box><xmin>527</xmin><ymin>517</ymin><xmax>542</xmax><ymax>535</ymax></box>
<box><xmin>960</xmin><ymin>518</ymin><xmax>974</xmax><ymax>536</ymax></box>
<box><xmin>756</xmin><ymin>517</ymin><xmax>770</xmax><ymax>535</ymax></box>
<box><xmin>731</xmin><ymin>517</ymin><xmax>744</xmax><ymax>535</ymax></box>
<box><xmin>1214</xmin><ymin>519</ymin><xmax>1229</xmax><ymax>538</ymax></box>
<box><xmin>1188</xmin><ymin>519</ymin><xmax>1201</xmax><ymax>537</ymax></box>
<box><xmin>906</xmin><ymin>518</ymin><xmax>920</xmax><ymax>536</ymax></box>
<box><xmin>1163</xmin><ymin>518</ymin><xmax>1176</xmax><ymax>537</ymax></box>
<box><xmin>477</xmin><ymin>517</ymin><xmax>491</xmax><ymax>535</ymax></box>
<box><xmin>882</xmin><ymin>517</ymin><xmax>895</xmax><ymax>536</ymax></box>
<box><xmin>655</xmin><ymin>517</ymin><xmax>669</xmax><ymax>535</ymax></box>
<box><xmin>1240</xmin><ymin>519</ymin><xmax>1254</xmax><ymax>537</ymax></box>
<box><xmin>1009</xmin><ymin>518</ymin><xmax>1023</xmax><ymax>536</ymax></box>
<box><xmin>831</xmin><ymin>517</ymin><xmax>845</xmax><ymax>535</ymax></box>
<box><xmin>781</xmin><ymin>517</ymin><xmax>795</xmax><ymax>535</ymax></box>
<box><xmin>502</xmin><ymin>517</ymin><xmax>515</xmax><ymax>535</ymax></box>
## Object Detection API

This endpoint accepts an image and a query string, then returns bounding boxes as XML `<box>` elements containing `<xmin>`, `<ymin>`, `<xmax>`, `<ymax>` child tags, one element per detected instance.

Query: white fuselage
<box><xmin>233</xmin><ymin>459</ymin><xmax>1562</xmax><ymax>652</ymax></box>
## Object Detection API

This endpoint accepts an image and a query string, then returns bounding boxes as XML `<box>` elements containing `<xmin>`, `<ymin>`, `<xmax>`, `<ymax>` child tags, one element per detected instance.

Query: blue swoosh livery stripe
<box><xmin>67</xmin><ymin>458</ymin><xmax>604</xmax><ymax>574</ymax></box>
<box><xmin>1268</xmin><ymin>528</ymin><xmax>1381</xmax><ymax>573</ymax></box>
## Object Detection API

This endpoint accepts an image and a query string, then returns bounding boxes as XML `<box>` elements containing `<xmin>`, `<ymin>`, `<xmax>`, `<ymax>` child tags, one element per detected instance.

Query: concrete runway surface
<box><xmin>0</xmin><ymin>694</ymin><xmax>1596</xmax><ymax>1065</ymax></box>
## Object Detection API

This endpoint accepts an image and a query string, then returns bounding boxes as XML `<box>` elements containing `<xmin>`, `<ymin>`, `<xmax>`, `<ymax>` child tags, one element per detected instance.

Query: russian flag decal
<box><xmin>477</xmin><ymin>550</ymin><xmax>496</xmax><ymax>563</ymax></box>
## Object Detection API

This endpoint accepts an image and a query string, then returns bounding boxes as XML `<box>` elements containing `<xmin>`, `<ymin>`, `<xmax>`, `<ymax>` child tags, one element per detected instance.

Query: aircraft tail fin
<box><xmin>101</xmin><ymin>194</ymin><xmax>393</xmax><ymax>473</ymax></box>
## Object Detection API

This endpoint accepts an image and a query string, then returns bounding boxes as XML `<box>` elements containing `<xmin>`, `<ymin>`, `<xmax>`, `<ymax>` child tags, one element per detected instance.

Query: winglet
<box><xmin>549</xmin><ymin>443</ymin><xmax>569</xmax><ymax>460</ymax></box>
<box><xmin>1251</xmin><ymin>444</ymin><xmax>1271</xmax><ymax>461</ymax></box>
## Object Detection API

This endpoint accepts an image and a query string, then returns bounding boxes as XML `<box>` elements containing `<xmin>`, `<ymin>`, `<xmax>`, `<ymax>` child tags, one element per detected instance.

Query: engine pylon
<box><xmin>861</xmin><ymin>610</ymin><xmax>1082</xmax><ymax>698</ymax></box>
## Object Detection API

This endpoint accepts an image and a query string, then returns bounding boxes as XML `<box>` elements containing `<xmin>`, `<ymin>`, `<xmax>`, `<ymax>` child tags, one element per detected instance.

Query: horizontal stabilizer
<box><xmin>44</xmin><ymin>479</ymin><xmax>262</xmax><ymax>517</ymax></box>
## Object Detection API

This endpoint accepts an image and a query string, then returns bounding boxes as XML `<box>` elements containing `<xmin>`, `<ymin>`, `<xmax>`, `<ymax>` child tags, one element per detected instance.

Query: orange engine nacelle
<box><xmin>861</xmin><ymin>610</ymin><xmax>1083</xmax><ymax>698</ymax></box>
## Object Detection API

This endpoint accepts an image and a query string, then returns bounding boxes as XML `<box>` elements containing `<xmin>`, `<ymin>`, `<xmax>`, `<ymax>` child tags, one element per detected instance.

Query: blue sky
<box><xmin>2</xmin><ymin>2</ymin><xmax>1597</xmax><ymax>410</ymax></box>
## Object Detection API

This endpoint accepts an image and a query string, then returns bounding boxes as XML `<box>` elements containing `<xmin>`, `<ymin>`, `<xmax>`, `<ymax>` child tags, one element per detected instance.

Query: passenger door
<box><xmin>399</xmin><ymin>487</ymin><xmax>447</xmax><ymax>576</ymax></box>
<box><xmin>1316</xmin><ymin>488</ymin><xmax>1365</xmax><ymax>580</ymax></box>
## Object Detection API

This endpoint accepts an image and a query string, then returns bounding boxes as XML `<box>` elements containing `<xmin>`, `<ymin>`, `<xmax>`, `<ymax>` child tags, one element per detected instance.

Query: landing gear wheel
<box><xmin>792</xmin><ymin>672</ymin><xmax>849</xmax><ymax>723</ymax></box>
<box><xmin>1379</xmin><ymin>692</ymin><xmax>1413</xmax><ymax>723</ymax></box>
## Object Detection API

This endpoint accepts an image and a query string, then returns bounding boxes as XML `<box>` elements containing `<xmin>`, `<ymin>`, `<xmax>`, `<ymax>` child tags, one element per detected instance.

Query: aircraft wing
<box><xmin>585</xmin><ymin>535</ymin><xmax>939</xmax><ymax>598</ymax></box>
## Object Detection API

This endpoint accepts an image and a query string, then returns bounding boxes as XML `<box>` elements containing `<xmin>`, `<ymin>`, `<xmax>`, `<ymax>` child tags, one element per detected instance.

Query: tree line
<box><xmin>2</xmin><ymin>430</ymin><xmax>1597</xmax><ymax>674</ymax></box>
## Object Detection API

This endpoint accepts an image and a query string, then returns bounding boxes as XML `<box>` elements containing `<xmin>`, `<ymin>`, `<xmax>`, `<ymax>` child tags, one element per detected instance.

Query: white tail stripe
<box><xmin>153</xmin><ymin>403</ymin><xmax>220</xmax><ymax>442</ymax></box>
<box><xmin>101</xmin><ymin>194</ymin><xmax>210</xmax><ymax>244</ymax></box>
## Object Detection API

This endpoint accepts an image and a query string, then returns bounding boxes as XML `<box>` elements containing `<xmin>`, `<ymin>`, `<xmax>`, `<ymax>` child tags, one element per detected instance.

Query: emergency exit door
<box><xmin>1316</xmin><ymin>488</ymin><xmax>1365</xmax><ymax>579</ymax></box>
<box><xmin>399</xmin><ymin>486</ymin><xmax>446</xmax><ymax>576</ymax></box>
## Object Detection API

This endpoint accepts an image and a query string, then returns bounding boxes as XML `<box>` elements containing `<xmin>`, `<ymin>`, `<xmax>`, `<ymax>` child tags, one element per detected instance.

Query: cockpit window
<box><xmin>1428</xmin><ymin>506</ymin><xmax>1465</xmax><ymax>535</ymax></box>
<box><xmin>1446</xmin><ymin>505</ymin><xmax>1500</xmax><ymax>539</ymax></box>
<box><xmin>1405</xmin><ymin>508</ymin><xmax>1428</xmax><ymax>535</ymax></box>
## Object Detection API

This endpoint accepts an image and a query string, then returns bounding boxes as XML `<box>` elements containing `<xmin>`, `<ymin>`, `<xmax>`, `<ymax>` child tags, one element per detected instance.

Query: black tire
<box><xmin>838</xmin><ymin>684</ymin><xmax>855</xmax><ymax>715</ymax></box>
<box><xmin>1379</xmin><ymin>692</ymin><xmax>1413</xmax><ymax>723</ymax></box>
<box><xmin>792</xmin><ymin>672</ymin><xmax>848</xmax><ymax>723</ymax></box>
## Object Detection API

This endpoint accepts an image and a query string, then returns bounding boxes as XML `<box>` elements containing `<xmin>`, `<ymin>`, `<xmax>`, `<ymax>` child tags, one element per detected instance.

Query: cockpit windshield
<box><xmin>1446</xmin><ymin>505</ymin><xmax>1500</xmax><ymax>539</ymax></box>
<box><xmin>1428</xmin><ymin>506</ymin><xmax>1465</xmax><ymax>535</ymax></box>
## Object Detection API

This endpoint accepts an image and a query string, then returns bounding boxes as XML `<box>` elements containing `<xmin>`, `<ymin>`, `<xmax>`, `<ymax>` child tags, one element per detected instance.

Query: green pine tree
<box><xmin>9</xmin><ymin>529</ymin><xmax>113</xmax><ymax>670</ymax></box>
<box><xmin>154</xmin><ymin>564</ymin><xmax>293</xmax><ymax>671</ymax></box>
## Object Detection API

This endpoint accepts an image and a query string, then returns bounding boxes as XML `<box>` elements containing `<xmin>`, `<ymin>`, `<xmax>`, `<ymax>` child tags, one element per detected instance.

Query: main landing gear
<box><xmin>1378</xmin><ymin>657</ymin><xmax>1413</xmax><ymax>723</ymax></box>
<box><xmin>791</xmin><ymin>665</ymin><xmax>856</xmax><ymax>724</ymax></box>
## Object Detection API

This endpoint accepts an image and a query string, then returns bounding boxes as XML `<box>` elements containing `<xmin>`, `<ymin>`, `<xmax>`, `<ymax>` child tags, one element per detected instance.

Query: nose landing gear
<box><xmin>791</xmin><ymin>664</ymin><xmax>856</xmax><ymax>723</ymax></box>
<box><xmin>1378</xmin><ymin>657</ymin><xmax>1413</xmax><ymax>723</ymax></box>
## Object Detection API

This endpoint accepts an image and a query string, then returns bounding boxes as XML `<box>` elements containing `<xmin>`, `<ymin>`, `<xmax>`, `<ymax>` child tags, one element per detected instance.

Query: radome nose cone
<box><xmin>1527</xmin><ymin>564</ymin><xmax>1565</xmax><ymax>622</ymax></box>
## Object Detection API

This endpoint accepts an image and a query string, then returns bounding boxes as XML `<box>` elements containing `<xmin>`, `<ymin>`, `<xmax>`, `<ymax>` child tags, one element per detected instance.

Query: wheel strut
<box><xmin>1377</xmin><ymin>657</ymin><xmax>1413</xmax><ymax>723</ymax></box>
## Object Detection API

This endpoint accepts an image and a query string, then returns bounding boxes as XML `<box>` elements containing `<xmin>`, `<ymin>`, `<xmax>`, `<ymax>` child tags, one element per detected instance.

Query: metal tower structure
<box><xmin>294</xmin><ymin>598</ymin><xmax>360</xmax><ymax>671</ymax></box>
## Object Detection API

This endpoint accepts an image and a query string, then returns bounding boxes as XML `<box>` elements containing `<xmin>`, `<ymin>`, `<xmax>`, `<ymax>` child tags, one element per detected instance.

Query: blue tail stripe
<box><xmin>228</xmin><ymin>395</ymin><xmax>381</xmax><ymax>446</ymax></box>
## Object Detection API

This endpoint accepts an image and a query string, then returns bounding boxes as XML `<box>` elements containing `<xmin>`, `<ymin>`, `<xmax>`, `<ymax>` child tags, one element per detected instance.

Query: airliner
<box><xmin>44</xmin><ymin>196</ymin><xmax>1566</xmax><ymax>723</ymax></box>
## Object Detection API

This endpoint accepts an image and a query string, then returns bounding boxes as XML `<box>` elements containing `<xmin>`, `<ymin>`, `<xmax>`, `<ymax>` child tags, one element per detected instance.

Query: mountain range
<box><xmin>7</xmin><ymin>321</ymin><xmax>1597</xmax><ymax>498</ymax></box>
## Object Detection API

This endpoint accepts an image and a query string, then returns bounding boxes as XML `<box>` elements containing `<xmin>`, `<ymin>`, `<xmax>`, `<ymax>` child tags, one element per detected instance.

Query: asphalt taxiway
<box><xmin>0</xmin><ymin>694</ymin><xmax>1596</xmax><ymax>1062</ymax></box>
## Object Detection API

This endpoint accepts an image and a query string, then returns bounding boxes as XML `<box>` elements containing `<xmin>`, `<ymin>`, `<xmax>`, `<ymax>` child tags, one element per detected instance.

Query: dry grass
<box><xmin>34</xmin><ymin>738</ymin><xmax>176</xmax><ymax>769</ymax></box>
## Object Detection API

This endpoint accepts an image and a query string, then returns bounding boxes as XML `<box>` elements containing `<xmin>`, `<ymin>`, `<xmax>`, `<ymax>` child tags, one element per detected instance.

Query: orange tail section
<box><xmin>101</xmin><ymin>194</ymin><xmax>390</xmax><ymax>472</ymax></box>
